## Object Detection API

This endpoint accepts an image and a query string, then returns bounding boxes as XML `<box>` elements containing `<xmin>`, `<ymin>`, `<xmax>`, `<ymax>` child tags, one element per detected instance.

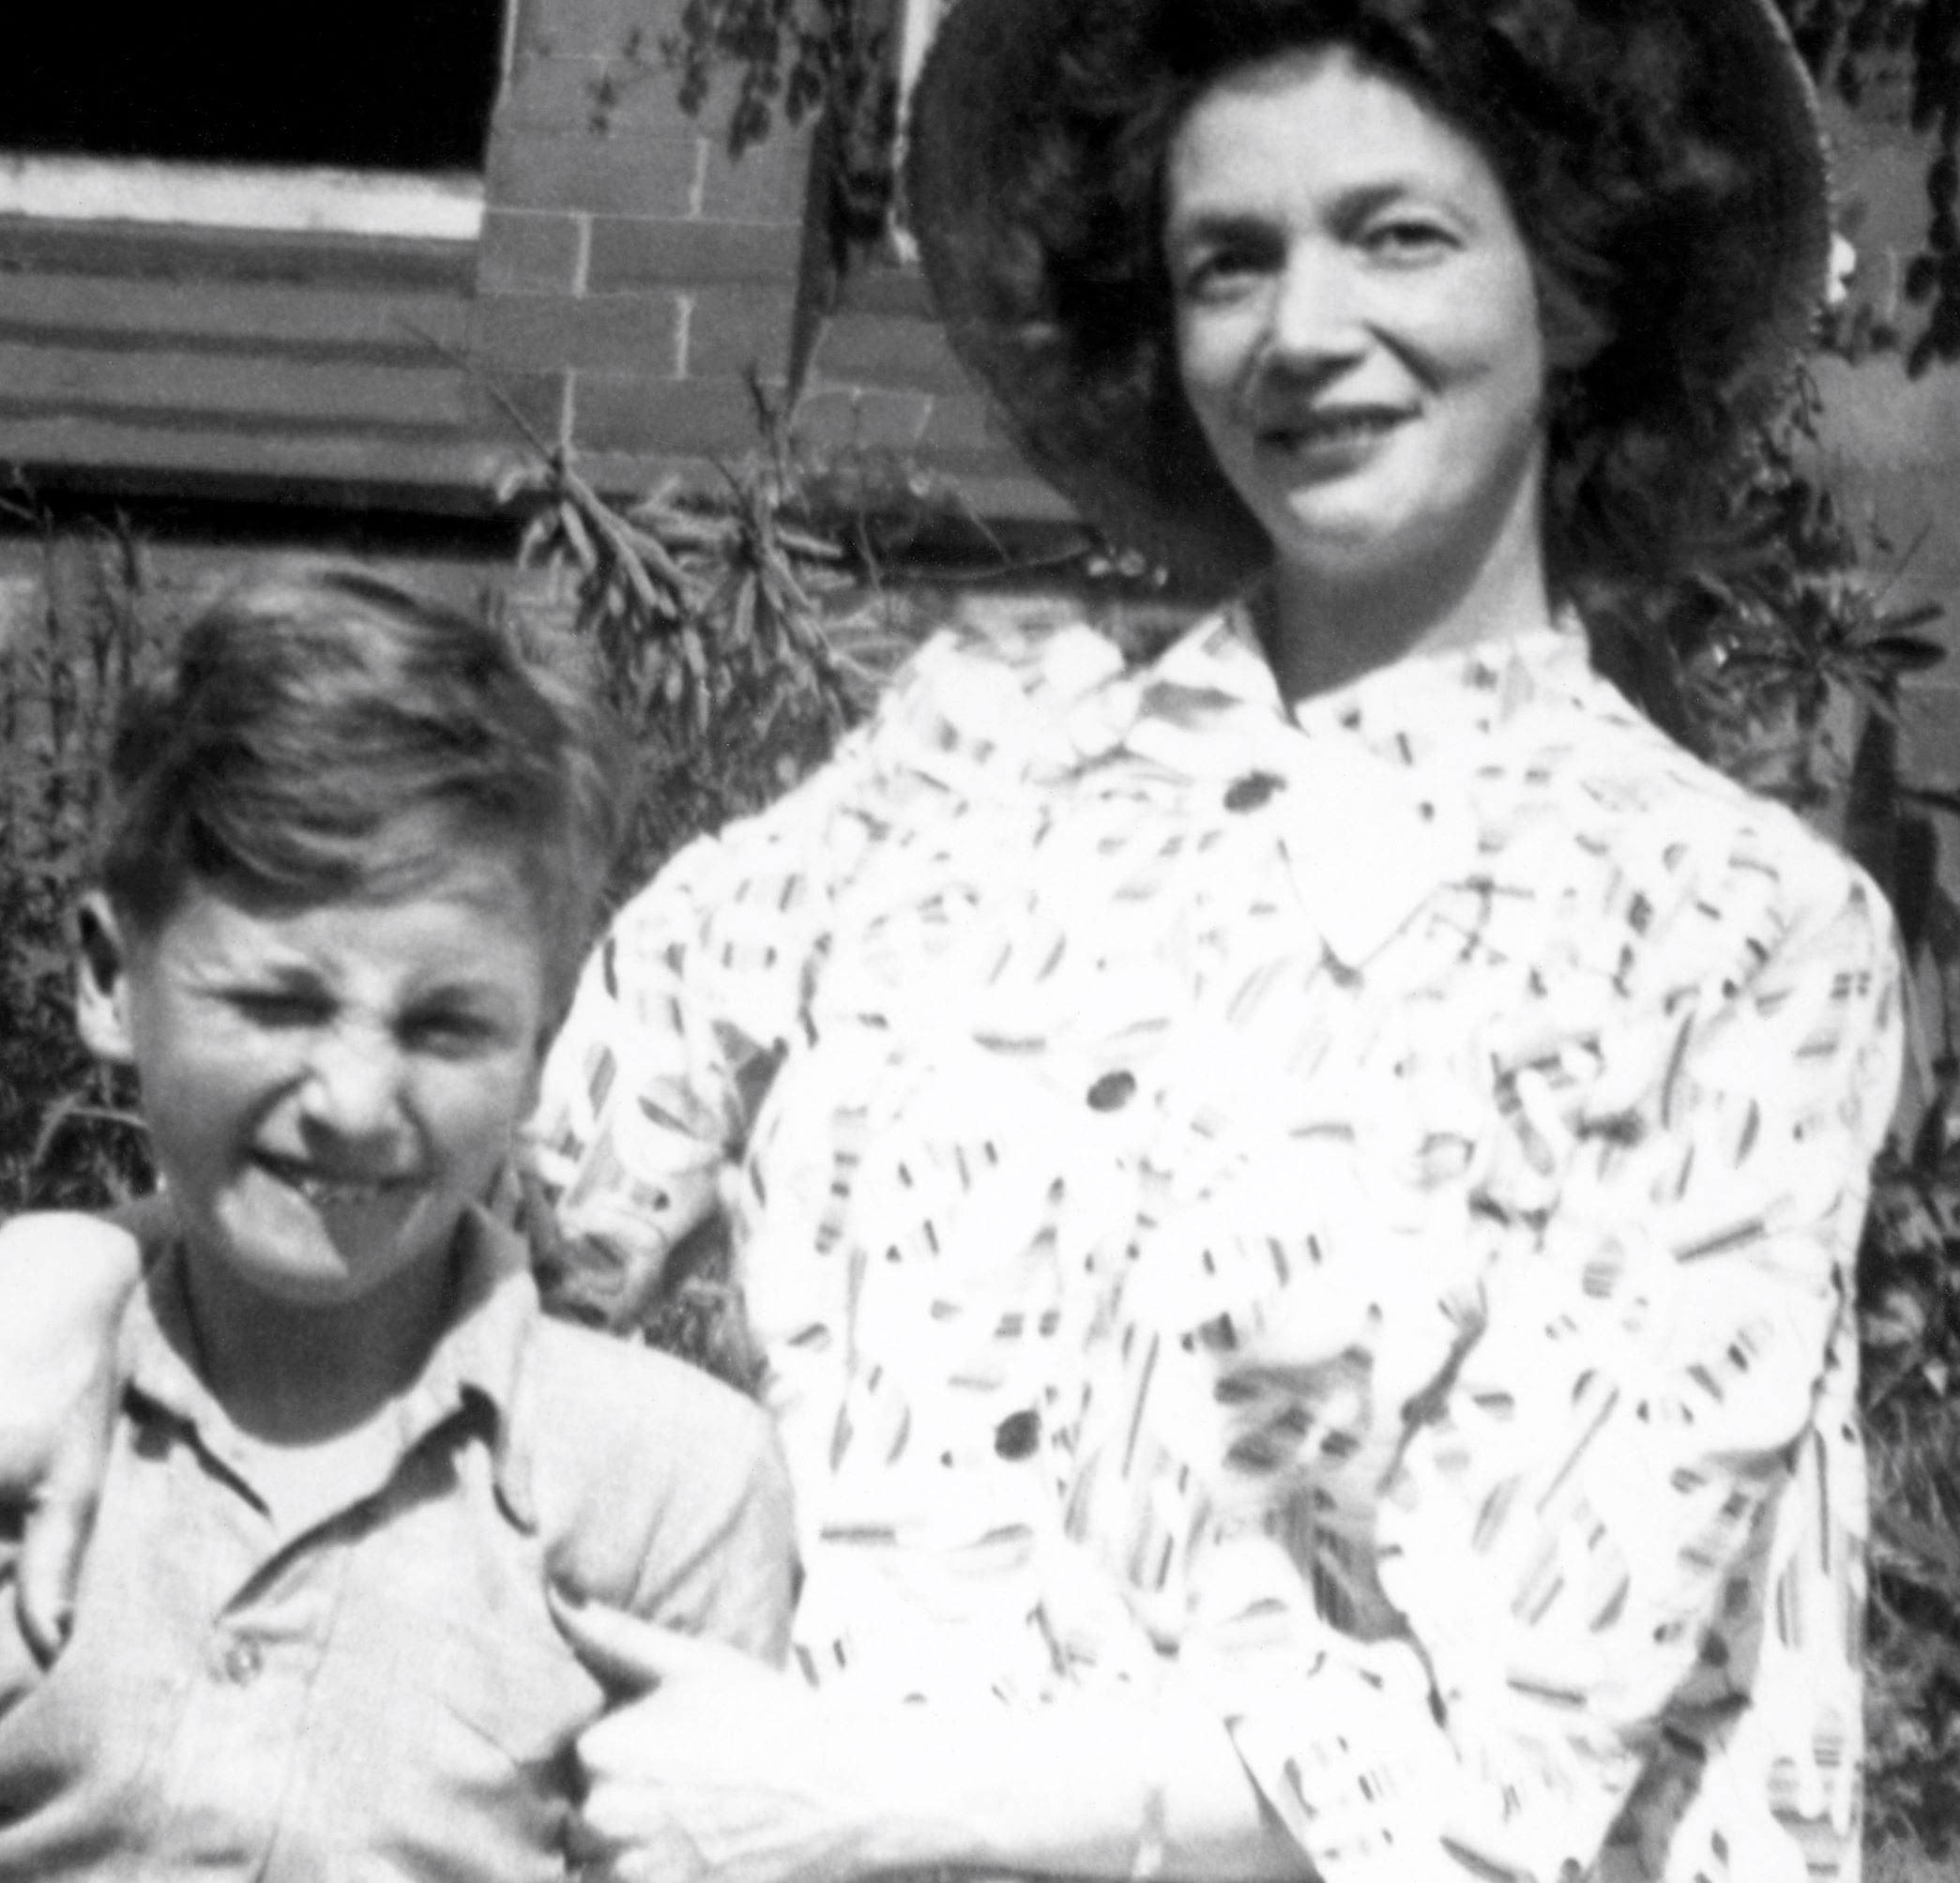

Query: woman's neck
<box><xmin>1260</xmin><ymin>481</ymin><xmax>1561</xmax><ymax>706</ymax></box>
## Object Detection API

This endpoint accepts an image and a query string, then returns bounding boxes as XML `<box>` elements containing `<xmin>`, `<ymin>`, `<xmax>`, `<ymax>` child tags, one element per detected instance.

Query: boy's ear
<box><xmin>75</xmin><ymin>894</ymin><xmax>137</xmax><ymax>1065</ymax></box>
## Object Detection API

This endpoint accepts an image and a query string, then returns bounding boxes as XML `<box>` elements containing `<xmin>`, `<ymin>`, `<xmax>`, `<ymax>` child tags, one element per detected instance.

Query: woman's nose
<box><xmin>1265</xmin><ymin>243</ymin><xmax>1363</xmax><ymax>361</ymax></box>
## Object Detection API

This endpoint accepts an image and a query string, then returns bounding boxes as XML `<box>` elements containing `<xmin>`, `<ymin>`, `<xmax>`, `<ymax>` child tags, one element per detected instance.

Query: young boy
<box><xmin>0</xmin><ymin>568</ymin><xmax>797</xmax><ymax>1879</ymax></box>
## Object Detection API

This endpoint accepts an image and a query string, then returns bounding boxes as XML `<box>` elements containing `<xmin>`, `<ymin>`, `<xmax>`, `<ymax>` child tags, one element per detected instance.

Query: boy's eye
<box><xmin>402</xmin><ymin>1009</ymin><xmax>501</xmax><ymax>1055</ymax></box>
<box><xmin>229</xmin><ymin>989</ymin><xmax>329</xmax><ymax>1028</ymax></box>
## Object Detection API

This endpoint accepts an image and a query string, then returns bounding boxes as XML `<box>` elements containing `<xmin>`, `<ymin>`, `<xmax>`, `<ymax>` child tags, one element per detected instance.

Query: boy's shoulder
<box><xmin>514</xmin><ymin>1312</ymin><xmax>796</xmax><ymax>1652</ymax></box>
<box><xmin>521</xmin><ymin>1311</ymin><xmax>778</xmax><ymax>1489</ymax></box>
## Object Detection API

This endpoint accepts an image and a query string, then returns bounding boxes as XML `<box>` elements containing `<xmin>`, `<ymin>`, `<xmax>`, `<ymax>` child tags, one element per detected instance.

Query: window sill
<box><xmin>0</xmin><ymin>155</ymin><xmax>483</xmax><ymax>242</ymax></box>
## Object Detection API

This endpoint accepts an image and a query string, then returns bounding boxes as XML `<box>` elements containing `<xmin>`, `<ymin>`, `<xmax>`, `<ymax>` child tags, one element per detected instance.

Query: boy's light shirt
<box><xmin>0</xmin><ymin>1208</ymin><xmax>795</xmax><ymax>1881</ymax></box>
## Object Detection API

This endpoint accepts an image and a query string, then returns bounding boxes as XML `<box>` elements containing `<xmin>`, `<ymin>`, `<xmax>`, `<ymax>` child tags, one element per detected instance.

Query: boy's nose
<box><xmin>297</xmin><ymin>1028</ymin><xmax>409</xmax><ymax>1147</ymax></box>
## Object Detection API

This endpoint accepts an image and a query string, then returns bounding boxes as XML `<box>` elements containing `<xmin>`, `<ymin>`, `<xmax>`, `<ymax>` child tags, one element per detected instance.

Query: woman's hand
<box><xmin>550</xmin><ymin>1592</ymin><xmax>918</xmax><ymax>1883</ymax></box>
<box><xmin>550</xmin><ymin>1592</ymin><xmax>1314</xmax><ymax>1883</ymax></box>
<box><xmin>0</xmin><ymin>1213</ymin><xmax>141</xmax><ymax>1663</ymax></box>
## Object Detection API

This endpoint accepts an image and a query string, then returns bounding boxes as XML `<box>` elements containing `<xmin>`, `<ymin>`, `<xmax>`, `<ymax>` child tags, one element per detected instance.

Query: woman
<box><xmin>2</xmin><ymin>2</ymin><xmax>1903</xmax><ymax>1880</ymax></box>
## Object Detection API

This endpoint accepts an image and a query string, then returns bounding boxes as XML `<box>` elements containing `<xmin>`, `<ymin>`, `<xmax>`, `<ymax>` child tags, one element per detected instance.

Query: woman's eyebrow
<box><xmin>1167</xmin><ymin>180</ymin><xmax>1455</xmax><ymax>239</ymax></box>
<box><xmin>1162</xmin><ymin>206</ymin><xmax>1275</xmax><ymax>249</ymax></box>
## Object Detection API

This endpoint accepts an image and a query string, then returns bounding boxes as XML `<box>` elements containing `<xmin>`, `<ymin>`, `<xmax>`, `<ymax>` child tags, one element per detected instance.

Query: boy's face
<box><xmin>80</xmin><ymin>849</ymin><xmax>554</xmax><ymax>1314</ymax></box>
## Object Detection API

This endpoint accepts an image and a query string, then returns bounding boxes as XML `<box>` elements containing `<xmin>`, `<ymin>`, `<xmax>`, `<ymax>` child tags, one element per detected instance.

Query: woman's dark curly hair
<box><xmin>928</xmin><ymin>0</ymin><xmax>1816</xmax><ymax>604</ymax></box>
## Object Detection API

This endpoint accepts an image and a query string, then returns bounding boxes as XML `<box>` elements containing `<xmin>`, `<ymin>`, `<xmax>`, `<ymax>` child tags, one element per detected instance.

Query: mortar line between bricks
<box><xmin>687</xmin><ymin>139</ymin><xmax>709</xmax><ymax>220</ymax></box>
<box><xmin>574</xmin><ymin>214</ymin><xmax>593</xmax><ymax>296</ymax></box>
<box><xmin>674</xmin><ymin>291</ymin><xmax>694</xmax><ymax>379</ymax></box>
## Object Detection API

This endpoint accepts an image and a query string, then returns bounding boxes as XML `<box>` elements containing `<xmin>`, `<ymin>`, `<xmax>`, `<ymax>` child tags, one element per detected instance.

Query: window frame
<box><xmin>0</xmin><ymin>2</ymin><xmax>518</xmax><ymax>242</ymax></box>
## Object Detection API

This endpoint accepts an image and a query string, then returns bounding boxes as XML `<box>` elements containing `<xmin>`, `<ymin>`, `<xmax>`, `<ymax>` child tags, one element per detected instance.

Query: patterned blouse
<box><xmin>527</xmin><ymin>601</ymin><xmax>1903</xmax><ymax>1883</ymax></box>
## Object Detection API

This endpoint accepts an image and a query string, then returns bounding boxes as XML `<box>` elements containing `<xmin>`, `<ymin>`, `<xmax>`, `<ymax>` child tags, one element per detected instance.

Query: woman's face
<box><xmin>1164</xmin><ymin>44</ymin><xmax>1553</xmax><ymax>594</ymax></box>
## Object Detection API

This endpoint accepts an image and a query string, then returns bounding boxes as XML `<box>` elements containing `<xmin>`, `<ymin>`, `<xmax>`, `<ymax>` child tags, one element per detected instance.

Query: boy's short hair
<box><xmin>97</xmin><ymin>562</ymin><xmax>629</xmax><ymax>1013</ymax></box>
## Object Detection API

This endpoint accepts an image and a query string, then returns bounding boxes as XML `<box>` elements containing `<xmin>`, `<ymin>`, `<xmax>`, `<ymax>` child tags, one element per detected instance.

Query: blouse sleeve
<box><xmin>1177</xmin><ymin>843</ymin><xmax>1903</xmax><ymax>1883</ymax></box>
<box><xmin>522</xmin><ymin>732</ymin><xmax>874</xmax><ymax>1325</ymax></box>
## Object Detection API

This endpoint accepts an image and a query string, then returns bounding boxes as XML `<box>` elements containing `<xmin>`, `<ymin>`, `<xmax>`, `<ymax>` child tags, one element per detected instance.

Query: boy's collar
<box><xmin>119</xmin><ymin>1206</ymin><xmax>545</xmax><ymax>1532</ymax></box>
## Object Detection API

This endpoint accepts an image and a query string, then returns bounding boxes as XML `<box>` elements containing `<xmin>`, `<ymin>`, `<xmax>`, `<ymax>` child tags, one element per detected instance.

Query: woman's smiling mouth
<box><xmin>1255</xmin><ymin>404</ymin><xmax>1408</xmax><ymax>455</ymax></box>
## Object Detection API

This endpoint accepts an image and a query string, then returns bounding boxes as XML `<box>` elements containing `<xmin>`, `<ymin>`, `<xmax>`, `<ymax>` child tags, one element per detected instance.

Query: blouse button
<box><xmin>994</xmin><ymin>1410</ymin><xmax>1041</xmax><ymax>1459</ymax></box>
<box><xmin>220</xmin><ymin>1635</ymin><xmax>265</xmax><ymax>1686</ymax></box>
<box><xmin>1086</xmin><ymin>1070</ymin><xmax>1137</xmax><ymax>1112</ymax></box>
<box><xmin>1223</xmin><ymin>770</ymin><xmax>1284</xmax><ymax>812</ymax></box>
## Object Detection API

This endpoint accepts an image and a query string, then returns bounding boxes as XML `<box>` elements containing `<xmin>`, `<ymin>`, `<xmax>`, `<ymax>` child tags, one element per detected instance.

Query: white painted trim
<box><xmin>893</xmin><ymin>0</ymin><xmax>949</xmax><ymax>107</ymax></box>
<box><xmin>887</xmin><ymin>0</ymin><xmax>950</xmax><ymax>260</ymax></box>
<box><xmin>0</xmin><ymin>155</ymin><xmax>484</xmax><ymax>241</ymax></box>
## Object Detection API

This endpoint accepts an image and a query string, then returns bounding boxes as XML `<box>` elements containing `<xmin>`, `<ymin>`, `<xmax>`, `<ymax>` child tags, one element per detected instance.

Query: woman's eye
<box><xmin>1362</xmin><ymin>218</ymin><xmax>1456</xmax><ymax>260</ymax></box>
<box><xmin>1178</xmin><ymin>249</ymin><xmax>1261</xmax><ymax>303</ymax></box>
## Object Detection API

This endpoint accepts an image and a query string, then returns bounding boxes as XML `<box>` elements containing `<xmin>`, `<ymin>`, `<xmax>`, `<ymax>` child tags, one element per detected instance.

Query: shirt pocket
<box><xmin>374</xmin><ymin>1602</ymin><xmax>602</xmax><ymax>1778</ymax></box>
<box><xmin>363</xmin><ymin>1613</ymin><xmax>603</xmax><ymax>1882</ymax></box>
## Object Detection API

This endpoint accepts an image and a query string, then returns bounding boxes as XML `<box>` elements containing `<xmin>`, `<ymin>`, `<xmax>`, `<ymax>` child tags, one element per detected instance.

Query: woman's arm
<box><xmin>524</xmin><ymin>721</ymin><xmax>875</xmax><ymax>1332</ymax></box>
<box><xmin>0</xmin><ymin>1211</ymin><xmax>144</xmax><ymax>1661</ymax></box>
<box><xmin>1177</xmin><ymin>847</ymin><xmax>1902</xmax><ymax>1883</ymax></box>
<box><xmin>555</xmin><ymin>1598</ymin><xmax>1314</xmax><ymax>1883</ymax></box>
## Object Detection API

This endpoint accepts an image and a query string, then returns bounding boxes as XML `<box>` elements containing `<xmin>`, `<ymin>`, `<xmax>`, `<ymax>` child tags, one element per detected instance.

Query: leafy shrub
<box><xmin>0</xmin><ymin>505</ymin><xmax>155</xmax><ymax>1209</ymax></box>
<box><xmin>500</xmin><ymin>390</ymin><xmax>923</xmax><ymax>907</ymax></box>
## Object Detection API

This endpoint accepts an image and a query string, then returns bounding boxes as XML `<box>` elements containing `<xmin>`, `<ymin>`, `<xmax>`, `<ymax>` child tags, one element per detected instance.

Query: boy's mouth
<box><xmin>253</xmin><ymin>1150</ymin><xmax>415</xmax><ymax>1209</ymax></box>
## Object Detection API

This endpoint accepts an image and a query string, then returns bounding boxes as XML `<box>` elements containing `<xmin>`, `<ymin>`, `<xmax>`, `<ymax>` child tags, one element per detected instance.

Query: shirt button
<box><xmin>220</xmin><ymin>1635</ymin><xmax>264</xmax><ymax>1685</ymax></box>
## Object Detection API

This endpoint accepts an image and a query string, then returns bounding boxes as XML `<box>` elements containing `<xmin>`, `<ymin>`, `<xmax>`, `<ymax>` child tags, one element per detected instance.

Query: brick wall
<box><xmin>482</xmin><ymin>0</ymin><xmax>816</xmax><ymax>494</ymax></box>
<box><xmin>0</xmin><ymin>8</ymin><xmax>1947</xmax><ymax>602</ymax></box>
<box><xmin>482</xmin><ymin>0</ymin><xmax>1057</xmax><ymax>518</ymax></box>
<box><xmin>0</xmin><ymin>0</ymin><xmax>1054</xmax><ymax>523</ymax></box>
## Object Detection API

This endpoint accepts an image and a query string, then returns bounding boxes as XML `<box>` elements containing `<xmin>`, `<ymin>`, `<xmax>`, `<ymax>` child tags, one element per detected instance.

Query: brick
<box><xmin>571</xmin><ymin>371</ymin><xmax>785</xmax><ymax>457</ymax></box>
<box><xmin>811</xmin><ymin>311</ymin><xmax>977</xmax><ymax>396</ymax></box>
<box><xmin>487</xmin><ymin>129</ymin><xmax>700</xmax><ymax>219</ymax></box>
<box><xmin>920</xmin><ymin>440</ymin><xmax>1051</xmax><ymax>487</ymax></box>
<box><xmin>783</xmin><ymin>387</ymin><xmax>934</xmax><ymax>455</ymax></box>
<box><xmin>524</xmin><ymin>0</ymin><xmax>681</xmax><ymax>59</ymax></box>
<box><xmin>502</xmin><ymin>52</ymin><xmax>701</xmax><ymax>136</ymax></box>
<box><xmin>834</xmin><ymin>262</ymin><xmax>935</xmax><ymax>320</ymax></box>
<box><xmin>1813</xmin><ymin>355</ymin><xmax>1960</xmax><ymax>473</ymax></box>
<box><xmin>786</xmin><ymin>387</ymin><xmax>861</xmax><ymax>452</ymax></box>
<box><xmin>475</xmin><ymin>291</ymin><xmax>682</xmax><ymax>374</ymax></box>
<box><xmin>0</xmin><ymin>340</ymin><xmax>480</xmax><ymax>431</ymax></box>
<box><xmin>0</xmin><ymin>272</ymin><xmax>470</xmax><ymax>357</ymax></box>
<box><xmin>498</xmin><ymin>54</ymin><xmax>617</xmax><ymax>134</ymax></box>
<box><xmin>915</xmin><ymin>391</ymin><xmax>996</xmax><ymax>453</ymax></box>
<box><xmin>587</xmin><ymin>215</ymin><xmax>802</xmax><ymax>289</ymax></box>
<box><xmin>570</xmin><ymin>448</ymin><xmax>739</xmax><ymax>502</ymax></box>
<box><xmin>848</xmin><ymin>388</ymin><xmax>932</xmax><ymax>450</ymax></box>
<box><xmin>0</xmin><ymin>219</ymin><xmax>477</xmax><ymax>293</ymax></box>
<box><xmin>681</xmin><ymin>287</ymin><xmax>797</xmax><ymax>379</ymax></box>
<box><xmin>1900</xmin><ymin>687</ymin><xmax>1960</xmax><ymax>792</ymax></box>
<box><xmin>1813</xmin><ymin>450</ymin><xmax>1960</xmax><ymax>637</ymax></box>
<box><xmin>934</xmin><ymin>466</ymin><xmax>1078</xmax><ymax>524</ymax></box>
<box><xmin>696</xmin><ymin>130</ymin><xmax>814</xmax><ymax>224</ymax></box>
<box><xmin>463</xmin><ymin>371</ymin><xmax>572</xmax><ymax>452</ymax></box>
<box><xmin>478</xmin><ymin>210</ymin><xmax>586</xmax><ymax>294</ymax></box>
<box><xmin>0</xmin><ymin>411</ymin><xmax>519</xmax><ymax>508</ymax></box>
